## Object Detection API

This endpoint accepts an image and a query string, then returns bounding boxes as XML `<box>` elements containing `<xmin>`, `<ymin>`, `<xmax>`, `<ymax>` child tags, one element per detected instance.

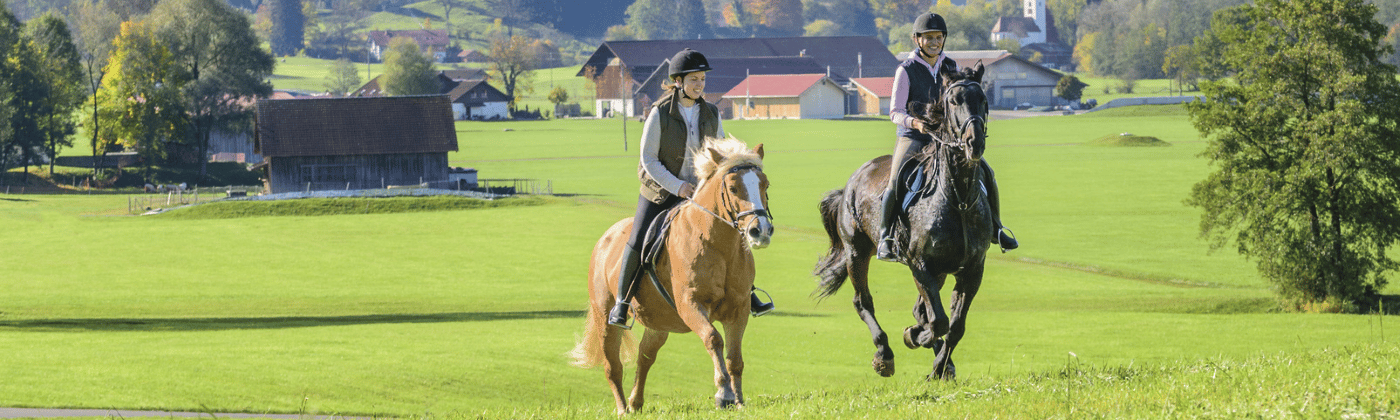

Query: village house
<box><xmin>848</xmin><ymin>77</ymin><xmax>895</xmax><ymax>116</ymax></box>
<box><xmin>989</xmin><ymin>0</ymin><xmax>1073</xmax><ymax>69</ymax></box>
<box><xmin>722</xmin><ymin>74</ymin><xmax>847</xmax><ymax>120</ymax></box>
<box><xmin>253</xmin><ymin>95</ymin><xmax>458</xmax><ymax>193</ymax></box>
<box><xmin>945</xmin><ymin>50</ymin><xmax>1065</xmax><ymax>109</ymax></box>
<box><xmin>631</xmin><ymin>56</ymin><xmax>828</xmax><ymax>119</ymax></box>
<box><xmin>351</xmin><ymin>71</ymin><xmax>509</xmax><ymax>120</ymax></box>
<box><xmin>368</xmin><ymin>29</ymin><xmax>450</xmax><ymax>62</ymax></box>
<box><xmin>577</xmin><ymin>36</ymin><xmax>898</xmax><ymax>118</ymax></box>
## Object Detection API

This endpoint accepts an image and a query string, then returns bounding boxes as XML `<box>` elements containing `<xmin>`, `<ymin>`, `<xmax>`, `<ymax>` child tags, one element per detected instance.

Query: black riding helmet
<box><xmin>912</xmin><ymin>12</ymin><xmax>947</xmax><ymax>36</ymax></box>
<box><xmin>668</xmin><ymin>48</ymin><xmax>712</xmax><ymax>78</ymax></box>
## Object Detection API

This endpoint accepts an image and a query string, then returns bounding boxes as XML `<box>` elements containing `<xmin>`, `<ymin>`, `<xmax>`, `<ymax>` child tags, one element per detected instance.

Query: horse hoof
<box><xmin>716</xmin><ymin>397</ymin><xmax>737</xmax><ymax>409</ymax></box>
<box><xmin>873</xmin><ymin>358</ymin><xmax>895</xmax><ymax>377</ymax></box>
<box><xmin>902</xmin><ymin>326</ymin><xmax>920</xmax><ymax>349</ymax></box>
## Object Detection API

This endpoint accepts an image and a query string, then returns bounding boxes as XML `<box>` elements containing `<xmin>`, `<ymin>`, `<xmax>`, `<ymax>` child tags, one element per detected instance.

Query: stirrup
<box><xmin>876</xmin><ymin>237</ymin><xmax>900</xmax><ymax>262</ymax></box>
<box><xmin>998</xmin><ymin>227</ymin><xmax>1018</xmax><ymax>253</ymax></box>
<box><xmin>606</xmin><ymin>301</ymin><xmax>634</xmax><ymax>330</ymax></box>
<box><xmin>750</xmin><ymin>287</ymin><xmax>775</xmax><ymax>317</ymax></box>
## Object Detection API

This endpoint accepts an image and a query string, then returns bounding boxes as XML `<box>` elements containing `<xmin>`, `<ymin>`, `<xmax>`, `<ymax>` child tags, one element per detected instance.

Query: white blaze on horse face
<box><xmin>739</xmin><ymin>171</ymin><xmax>773</xmax><ymax>249</ymax></box>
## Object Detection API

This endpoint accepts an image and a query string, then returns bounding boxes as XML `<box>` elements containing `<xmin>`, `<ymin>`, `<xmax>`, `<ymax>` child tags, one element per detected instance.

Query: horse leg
<box><xmin>905</xmin><ymin>270</ymin><xmax>949</xmax><ymax>350</ymax></box>
<box><xmin>930</xmin><ymin>266</ymin><xmax>983</xmax><ymax>381</ymax></box>
<box><xmin>722</xmin><ymin>314</ymin><xmax>750</xmax><ymax>406</ymax></box>
<box><xmin>601</xmin><ymin>324</ymin><xmax>630</xmax><ymax>414</ymax></box>
<box><xmin>848</xmin><ymin>252</ymin><xmax>895</xmax><ymax>377</ymax></box>
<box><xmin>676</xmin><ymin>303</ymin><xmax>737</xmax><ymax>408</ymax></box>
<box><xmin>628</xmin><ymin>328</ymin><xmax>670</xmax><ymax>412</ymax></box>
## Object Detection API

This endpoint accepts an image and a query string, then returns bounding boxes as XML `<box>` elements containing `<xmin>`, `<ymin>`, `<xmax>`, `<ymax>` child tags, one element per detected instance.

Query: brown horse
<box><xmin>813</xmin><ymin>65</ymin><xmax>992</xmax><ymax>381</ymax></box>
<box><xmin>571</xmin><ymin>138</ymin><xmax>774</xmax><ymax>415</ymax></box>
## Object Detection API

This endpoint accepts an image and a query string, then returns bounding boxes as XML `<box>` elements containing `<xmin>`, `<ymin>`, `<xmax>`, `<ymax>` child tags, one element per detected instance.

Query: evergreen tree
<box><xmin>268</xmin><ymin>0</ymin><xmax>304</xmax><ymax>56</ymax></box>
<box><xmin>1185</xmin><ymin>0</ymin><xmax>1400</xmax><ymax>308</ymax></box>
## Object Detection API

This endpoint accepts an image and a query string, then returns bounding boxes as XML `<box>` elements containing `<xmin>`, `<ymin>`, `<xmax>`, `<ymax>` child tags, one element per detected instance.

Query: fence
<box><xmin>127</xmin><ymin>185</ymin><xmax>258</xmax><ymax>214</ymax></box>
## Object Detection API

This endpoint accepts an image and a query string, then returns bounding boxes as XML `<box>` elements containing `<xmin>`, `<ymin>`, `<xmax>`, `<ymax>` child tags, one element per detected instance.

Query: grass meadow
<box><xmin>2</xmin><ymin>106</ymin><xmax>1397</xmax><ymax>418</ymax></box>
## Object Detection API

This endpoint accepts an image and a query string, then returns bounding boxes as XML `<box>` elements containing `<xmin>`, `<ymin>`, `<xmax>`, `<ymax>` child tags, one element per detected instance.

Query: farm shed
<box><xmin>849</xmin><ymin>77</ymin><xmax>894</xmax><ymax>116</ymax></box>
<box><xmin>944</xmin><ymin>50</ymin><xmax>1063</xmax><ymax>109</ymax></box>
<box><xmin>254</xmin><ymin>95</ymin><xmax>458</xmax><ymax>194</ymax></box>
<box><xmin>631</xmin><ymin>56</ymin><xmax>827</xmax><ymax>120</ymax></box>
<box><xmin>578</xmin><ymin>36</ymin><xmax>898</xmax><ymax>117</ymax></box>
<box><xmin>723</xmin><ymin>74</ymin><xmax>847</xmax><ymax>120</ymax></box>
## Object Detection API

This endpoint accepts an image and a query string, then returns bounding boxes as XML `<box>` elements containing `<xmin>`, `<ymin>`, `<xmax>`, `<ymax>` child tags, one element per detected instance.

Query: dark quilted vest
<box><xmin>639</xmin><ymin>92</ymin><xmax>719</xmax><ymax>203</ymax></box>
<box><xmin>896</xmin><ymin>56</ymin><xmax>957</xmax><ymax>142</ymax></box>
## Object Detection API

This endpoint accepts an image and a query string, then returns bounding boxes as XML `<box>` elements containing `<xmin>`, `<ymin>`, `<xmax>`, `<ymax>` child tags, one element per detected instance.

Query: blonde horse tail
<box><xmin>813</xmin><ymin>188</ymin><xmax>850</xmax><ymax>299</ymax></box>
<box><xmin>569</xmin><ymin>302</ymin><xmax>606</xmax><ymax>368</ymax></box>
<box><xmin>570</xmin><ymin>239</ymin><xmax>636</xmax><ymax>368</ymax></box>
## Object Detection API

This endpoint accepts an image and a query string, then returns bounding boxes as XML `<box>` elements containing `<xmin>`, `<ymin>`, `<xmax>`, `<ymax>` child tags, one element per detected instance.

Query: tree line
<box><xmin>1</xmin><ymin>0</ymin><xmax>272</xmax><ymax>185</ymax></box>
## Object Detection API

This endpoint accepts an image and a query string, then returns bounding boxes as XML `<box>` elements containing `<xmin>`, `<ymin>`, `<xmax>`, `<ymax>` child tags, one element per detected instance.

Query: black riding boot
<box><xmin>876</xmin><ymin>184</ymin><xmax>902</xmax><ymax>261</ymax></box>
<box><xmin>981</xmin><ymin>161</ymin><xmax>1018</xmax><ymax>252</ymax></box>
<box><xmin>750</xmin><ymin>287</ymin><xmax>774</xmax><ymax>316</ymax></box>
<box><xmin>606</xmin><ymin>246</ymin><xmax>644</xmax><ymax>329</ymax></box>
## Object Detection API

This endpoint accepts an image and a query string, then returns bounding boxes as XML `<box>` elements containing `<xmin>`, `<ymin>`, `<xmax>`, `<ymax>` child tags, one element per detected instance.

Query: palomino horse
<box><xmin>571</xmin><ymin>138</ymin><xmax>774</xmax><ymax>414</ymax></box>
<box><xmin>813</xmin><ymin>64</ymin><xmax>992</xmax><ymax>380</ymax></box>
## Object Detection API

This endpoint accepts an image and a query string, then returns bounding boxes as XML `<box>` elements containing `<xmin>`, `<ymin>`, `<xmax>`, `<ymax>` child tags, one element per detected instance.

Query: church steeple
<box><xmin>1023</xmin><ymin>0</ymin><xmax>1048</xmax><ymax>45</ymax></box>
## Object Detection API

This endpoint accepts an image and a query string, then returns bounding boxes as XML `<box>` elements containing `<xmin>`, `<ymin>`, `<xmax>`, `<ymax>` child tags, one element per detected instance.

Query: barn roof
<box><xmin>255</xmin><ymin>95</ymin><xmax>458</xmax><ymax>157</ymax></box>
<box><xmin>445</xmin><ymin>79</ymin><xmax>510</xmax><ymax>106</ymax></box>
<box><xmin>722</xmin><ymin>74</ymin><xmax>844</xmax><ymax>98</ymax></box>
<box><xmin>850</xmin><ymin>77</ymin><xmax>895</xmax><ymax>98</ymax></box>
<box><xmin>577</xmin><ymin>36</ymin><xmax>899</xmax><ymax>82</ymax></box>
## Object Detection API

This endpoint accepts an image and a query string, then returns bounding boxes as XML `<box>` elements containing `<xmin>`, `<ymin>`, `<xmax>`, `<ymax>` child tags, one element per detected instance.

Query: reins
<box><xmin>686</xmin><ymin>164</ymin><xmax>772</xmax><ymax>233</ymax></box>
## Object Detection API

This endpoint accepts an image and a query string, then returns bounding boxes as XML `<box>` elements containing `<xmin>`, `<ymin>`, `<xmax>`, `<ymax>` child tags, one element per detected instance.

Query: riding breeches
<box><xmin>887</xmin><ymin>136</ymin><xmax>930</xmax><ymax>192</ymax></box>
<box><xmin>626</xmin><ymin>194</ymin><xmax>682</xmax><ymax>251</ymax></box>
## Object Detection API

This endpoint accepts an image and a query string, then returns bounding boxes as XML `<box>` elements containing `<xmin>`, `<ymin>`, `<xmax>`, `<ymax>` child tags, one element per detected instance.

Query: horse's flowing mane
<box><xmin>693</xmin><ymin>136</ymin><xmax>762</xmax><ymax>187</ymax></box>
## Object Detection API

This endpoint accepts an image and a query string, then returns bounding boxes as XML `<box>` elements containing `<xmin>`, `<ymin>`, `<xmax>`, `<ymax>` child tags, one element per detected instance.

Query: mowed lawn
<box><xmin>1</xmin><ymin>107</ymin><xmax>1396</xmax><ymax>417</ymax></box>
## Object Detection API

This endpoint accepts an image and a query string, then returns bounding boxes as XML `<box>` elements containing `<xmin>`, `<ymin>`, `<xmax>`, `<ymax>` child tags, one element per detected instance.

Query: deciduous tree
<box><xmin>94</xmin><ymin>21</ymin><xmax>187</xmax><ymax>183</ymax></box>
<box><xmin>68</xmin><ymin>0</ymin><xmax>120</xmax><ymax>173</ymax></box>
<box><xmin>150</xmin><ymin>0</ymin><xmax>274</xmax><ymax>179</ymax></box>
<box><xmin>0</xmin><ymin>4</ymin><xmax>46</xmax><ymax>181</ymax></box>
<box><xmin>381</xmin><ymin>37</ymin><xmax>439</xmax><ymax>96</ymax></box>
<box><xmin>1185</xmin><ymin>0</ymin><xmax>1400</xmax><ymax>308</ymax></box>
<box><xmin>488</xmin><ymin>34</ymin><xmax>536</xmax><ymax>109</ymax></box>
<box><xmin>324</xmin><ymin>58</ymin><xmax>361</xmax><ymax>96</ymax></box>
<box><xmin>25</xmin><ymin>12</ymin><xmax>84</xmax><ymax>177</ymax></box>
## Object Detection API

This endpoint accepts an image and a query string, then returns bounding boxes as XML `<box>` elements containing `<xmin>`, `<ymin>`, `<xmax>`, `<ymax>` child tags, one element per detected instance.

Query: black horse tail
<box><xmin>813</xmin><ymin>188</ymin><xmax>850</xmax><ymax>299</ymax></box>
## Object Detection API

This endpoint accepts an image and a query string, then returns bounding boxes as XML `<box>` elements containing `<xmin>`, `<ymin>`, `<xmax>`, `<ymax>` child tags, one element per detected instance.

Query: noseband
<box><xmin>688</xmin><ymin>164</ymin><xmax>773</xmax><ymax>232</ymax></box>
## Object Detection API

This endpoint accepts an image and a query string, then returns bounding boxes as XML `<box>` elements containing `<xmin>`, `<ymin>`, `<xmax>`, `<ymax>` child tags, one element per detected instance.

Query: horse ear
<box><xmin>753</xmin><ymin>143</ymin><xmax>764</xmax><ymax>160</ymax></box>
<box><xmin>708</xmin><ymin>147</ymin><xmax>726</xmax><ymax>166</ymax></box>
<box><xmin>972</xmin><ymin>63</ymin><xmax>985</xmax><ymax>82</ymax></box>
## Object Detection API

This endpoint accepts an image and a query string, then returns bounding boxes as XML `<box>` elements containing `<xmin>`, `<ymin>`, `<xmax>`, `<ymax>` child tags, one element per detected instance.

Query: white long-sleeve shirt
<box><xmin>639</xmin><ymin>103</ymin><xmax>726</xmax><ymax>195</ymax></box>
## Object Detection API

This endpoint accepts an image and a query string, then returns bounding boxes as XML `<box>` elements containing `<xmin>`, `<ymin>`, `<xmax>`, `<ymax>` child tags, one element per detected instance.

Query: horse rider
<box><xmin>879</xmin><ymin>12</ymin><xmax>1019</xmax><ymax>262</ymax></box>
<box><xmin>607</xmin><ymin>48</ymin><xmax>776</xmax><ymax>329</ymax></box>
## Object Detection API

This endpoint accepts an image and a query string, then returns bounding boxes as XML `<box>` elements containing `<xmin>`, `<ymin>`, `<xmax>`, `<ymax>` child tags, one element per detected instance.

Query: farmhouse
<box><xmin>368</xmin><ymin>29</ymin><xmax>450</xmax><ymax>62</ymax></box>
<box><xmin>352</xmin><ymin>72</ymin><xmax>508</xmax><ymax>120</ymax></box>
<box><xmin>945</xmin><ymin>50</ymin><xmax>1063</xmax><ymax>109</ymax></box>
<box><xmin>723</xmin><ymin>74</ymin><xmax>847</xmax><ymax>120</ymax></box>
<box><xmin>253</xmin><ymin>95</ymin><xmax>458</xmax><ymax>193</ymax></box>
<box><xmin>849</xmin><ymin>77</ymin><xmax>894</xmax><ymax>116</ymax></box>
<box><xmin>578</xmin><ymin>36</ymin><xmax>898</xmax><ymax>117</ymax></box>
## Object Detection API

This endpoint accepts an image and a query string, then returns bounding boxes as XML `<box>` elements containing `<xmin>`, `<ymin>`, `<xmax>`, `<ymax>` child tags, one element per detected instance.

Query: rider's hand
<box><xmin>678</xmin><ymin>182</ymin><xmax>696</xmax><ymax>198</ymax></box>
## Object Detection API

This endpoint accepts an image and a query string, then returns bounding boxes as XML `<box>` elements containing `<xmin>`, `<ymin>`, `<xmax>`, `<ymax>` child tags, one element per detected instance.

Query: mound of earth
<box><xmin>1087</xmin><ymin>133</ymin><xmax>1172</xmax><ymax>147</ymax></box>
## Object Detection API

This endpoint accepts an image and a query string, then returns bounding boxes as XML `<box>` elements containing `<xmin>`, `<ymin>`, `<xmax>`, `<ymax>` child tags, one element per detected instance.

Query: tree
<box><xmin>433</xmin><ymin>0</ymin><xmax>465</xmax><ymax>39</ymax></box>
<box><xmin>488</xmin><ymin>0</ymin><xmax>533</xmax><ymax>37</ymax></box>
<box><xmin>546</xmin><ymin>86</ymin><xmax>568</xmax><ymax>106</ymax></box>
<box><xmin>150</xmin><ymin>0</ymin><xmax>275</xmax><ymax>179</ymax></box>
<box><xmin>745</xmin><ymin>0</ymin><xmax>803</xmax><ymax>37</ymax></box>
<box><xmin>381</xmin><ymin>37</ymin><xmax>439</xmax><ymax>96</ymax></box>
<box><xmin>1053</xmin><ymin>74</ymin><xmax>1086</xmax><ymax>103</ymax></box>
<box><xmin>827</xmin><ymin>0</ymin><xmax>877</xmax><ymax>37</ymax></box>
<box><xmin>94</xmin><ymin>21</ymin><xmax>187</xmax><ymax>183</ymax></box>
<box><xmin>1185</xmin><ymin>0</ymin><xmax>1400</xmax><ymax>308</ymax></box>
<box><xmin>267</xmin><ymin>0</ymin><xmax>303</xmax><ymax>56</ymax></box>
<box><xmin>624</xmin><ymin>0</ymin><xmax>711</xmax><ymax>40</ymax></box>
<box><xmin>316</xmin><ymin>0</ymin><xmax>369</xmax><ymax>59</ymax></box>
<box><xmin>488</xmin><ymin>34</ymin><xmax>536</xmax><ymax>109</ymax></box>
<box><xmin>26</xmin><ymin>12</ymin><xmax>84</xmax><ymax>177</ymax></box>
<box><xmin>323</xmin><ymin>58</ymin><xmax>361</xmax><ymax>96</ymax></box>
<box><xmin>0</xmin><ymin>4</ymin><xmax>46</xmax><ymax>181</ymax></box>
<box><xmin>804</xmin><ymin>19</ymin><xmax>839</xmax><ymax>37</ymax></box>
<box><xmin>301</xmin><ymin>0</ymin><xmax>322</xmax><ymax>53</ymax></box>
<box><xmin>68</xmin><ymin>0</ymin><xmax>120</xmax><ymax>175</ymax></box>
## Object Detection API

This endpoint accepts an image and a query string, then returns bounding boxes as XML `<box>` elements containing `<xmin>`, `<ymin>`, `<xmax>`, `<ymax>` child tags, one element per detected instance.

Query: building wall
<box><xmin>799</xmin><ymin>82</ymin><xmax>847</xmax><ymax>119</ymax></box>
<box><xmin>854</xmin><ymin>88</ymin><xmax>888</xmax><ymax>115</ymax></box>
<box><xmin>209</xmin><ymin>129</ymin><xmax>262</xmax><ymax>163</ymax></box>
<box><xmin>985</xmin><ymin>59</ymin><xmax>1060</xmax><ymax>108</ymax></box>
<box><xmin>266</xmin><ymin>152</ymin><xmax>450</xmax><ymax>193</ymax></box>
<box><xmin>734</xmin><ymin>97</ymin><xmax>800</xmax><ymax>119</ymax></box>
<box><xmin>455</xmin><ymin>102</ymin><xmax>509</xmax><ymax>120</ymax></box>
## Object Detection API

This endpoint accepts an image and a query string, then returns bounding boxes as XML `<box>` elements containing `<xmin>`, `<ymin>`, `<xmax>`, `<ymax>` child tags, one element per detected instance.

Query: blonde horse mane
<box><xmin>693</xmin><ymin>136</ymin><xmax>763</xmax><ymax>190</ymax></box>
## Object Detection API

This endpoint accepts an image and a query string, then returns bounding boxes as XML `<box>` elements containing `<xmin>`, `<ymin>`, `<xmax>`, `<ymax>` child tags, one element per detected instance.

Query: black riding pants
<box><xmin>626</xmin><ymin>194</ymin><xmax>683</xmax><ymax>251</ymax></box>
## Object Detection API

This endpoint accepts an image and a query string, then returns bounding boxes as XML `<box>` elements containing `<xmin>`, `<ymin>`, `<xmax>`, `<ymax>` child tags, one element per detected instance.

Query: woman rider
<box><xmin>879</xmin><ymin>12</ymin><xmax>1018</xmax><ymax>262</ymax></box>
<box><xmin>607</xmin><ymin>48</ymin><xmax>775</xmax><ymax>328</ymax></box>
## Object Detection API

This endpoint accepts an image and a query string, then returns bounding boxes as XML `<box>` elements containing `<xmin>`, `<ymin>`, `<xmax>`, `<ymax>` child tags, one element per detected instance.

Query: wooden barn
<box><xmin>722</xmin><ymin>74</ymin><xmax>847</xmax><ymax>120</ymax></box>
<box><xmin>849</xmin><ymin>77</ymin><xmax>894</xmax><ymax>116</ymax></box>
<box><xmin>945</xmin><ymin>50</ymin><xmax>1064</xmax><ymax>109</ymax></box>
<box><xmin>253</xmin><ymin>95</ymin><xmax>458</xmax><ymax>193</ymax></box>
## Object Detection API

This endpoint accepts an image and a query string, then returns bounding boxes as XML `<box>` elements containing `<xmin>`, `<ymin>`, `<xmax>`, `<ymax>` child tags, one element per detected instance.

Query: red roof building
<box><xmin>722</xmin><ymin>74</ymin><xmax>846</xmax><ymax>120</ymax></box>
<box><xmin>849</xmin><ymin>77</ymin><xmax>895</xmax><ymax>116</ymax></box>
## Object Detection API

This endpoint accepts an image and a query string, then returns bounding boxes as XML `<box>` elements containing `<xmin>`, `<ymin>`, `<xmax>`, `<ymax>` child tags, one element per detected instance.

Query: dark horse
<box><xmin>813</xmin><ymin>64</ymin><xmax>992</xmax><ymax>380</ymax></box>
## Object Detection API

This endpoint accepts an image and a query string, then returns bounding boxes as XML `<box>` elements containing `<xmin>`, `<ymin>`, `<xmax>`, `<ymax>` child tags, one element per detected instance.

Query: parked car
<box><xmin>1013</xmin><ymin>102</ymin><xmax>1033</xmax><ymax>110</ymax></box>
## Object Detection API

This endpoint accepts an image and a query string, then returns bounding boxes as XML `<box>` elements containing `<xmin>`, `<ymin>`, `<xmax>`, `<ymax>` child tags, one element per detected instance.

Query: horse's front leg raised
<box><xmin>930</xmin><ymin>265</ymin><xmax>983</xmax><ymax>381</ymax></box>
<box><xmin>629</xmin><ymin>328</ymin><xmax>670</xmax><ymax>412</ymax></box>
<box><xmin>848</xmin><ymin>252</ymin><xmax>895</xmax><ymax>377</ymax></box>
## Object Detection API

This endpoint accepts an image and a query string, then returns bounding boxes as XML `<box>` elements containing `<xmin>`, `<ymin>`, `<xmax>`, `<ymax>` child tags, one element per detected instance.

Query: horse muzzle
<box><xmin>740</xmin><ymin>211</ymin><xmax>773</xmax><ymax>249</ymax></box>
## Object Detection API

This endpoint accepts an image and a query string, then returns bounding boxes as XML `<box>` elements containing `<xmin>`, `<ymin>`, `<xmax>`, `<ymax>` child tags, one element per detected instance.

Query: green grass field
<box><xmin>2</xmin><ymin>107</ymin><xmax>1397</xmax><ymax>418</ymax></box>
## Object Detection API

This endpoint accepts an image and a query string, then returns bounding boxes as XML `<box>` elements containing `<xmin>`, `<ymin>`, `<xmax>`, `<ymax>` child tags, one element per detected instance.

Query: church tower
<box><xmin>1024</xmin><ymin>0</ymin><xmax>1048</xmax><ymax>44</ymax></box>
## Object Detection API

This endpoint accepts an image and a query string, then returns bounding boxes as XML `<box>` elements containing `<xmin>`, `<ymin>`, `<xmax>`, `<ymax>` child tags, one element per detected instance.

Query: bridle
<box><xmin>936</xmin><ymin>79</ymin><xmax>986</xmax><ymax>152</ymax></box>
<box><xmin>686</xmin><ymin>164</ymin><xmax>773</xmax><ymax>233</ymax></box>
